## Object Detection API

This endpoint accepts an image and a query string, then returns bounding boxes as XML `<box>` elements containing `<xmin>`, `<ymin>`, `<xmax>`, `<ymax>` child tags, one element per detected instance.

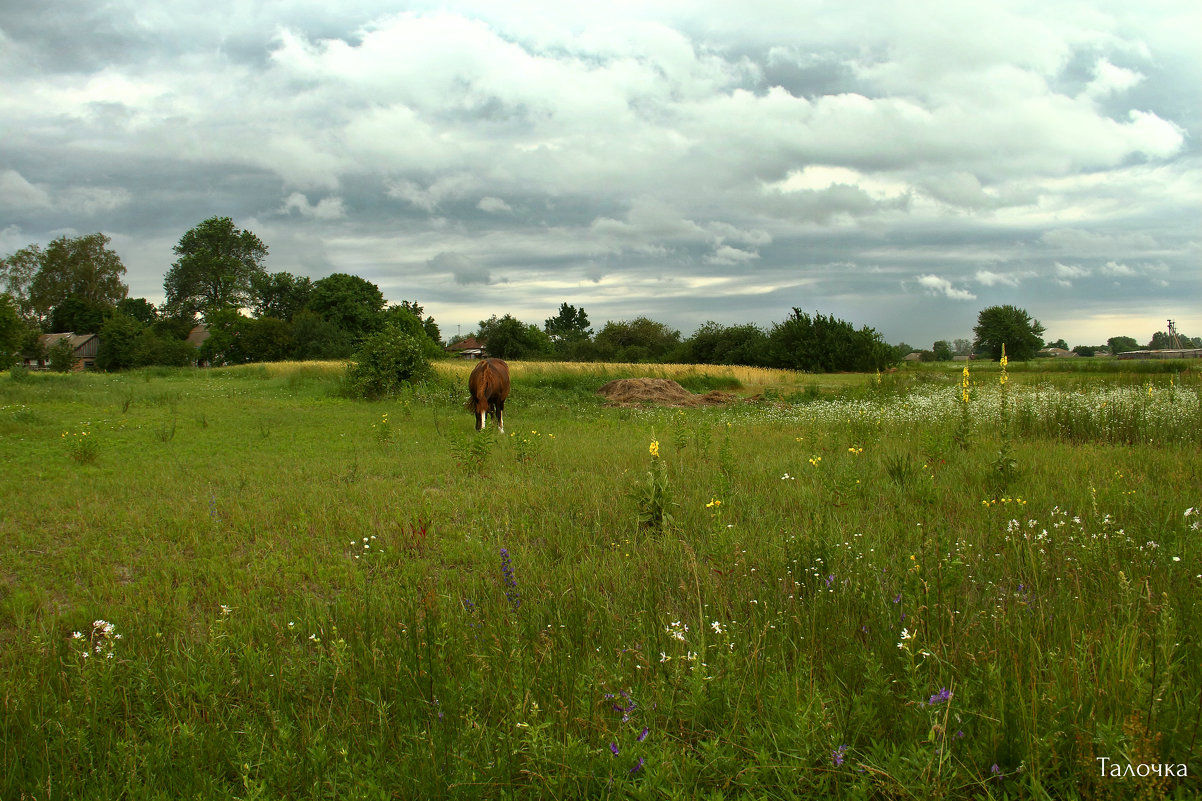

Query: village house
<box><xmin>24</xmin><ymin>333</ymin><xmax>99</xmax><ymax>371</ymax></box>
<box><xmin>446</xmin><ymin>337</ymin><xmax>486</xmax><ymax>359</ymax></box>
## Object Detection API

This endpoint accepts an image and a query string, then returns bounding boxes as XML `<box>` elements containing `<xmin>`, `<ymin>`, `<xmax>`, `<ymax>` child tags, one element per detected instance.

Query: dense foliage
<box><xmin>163</xmin><ymin>216</ymin><xmax>269</xmax><ymax>319</ymax></box>
<box><xmin>974</xmin><ymin>305</ymin><xmax>1046</xmax><ymax>361</ymax></box>
<box><xmin>4</xmin><ymin>219</ymin><xmax>1195</xmax><ymax>376</ymax></box>
<box><xmin>768</xmin><ymin>308</ymin><xmax>895</xmax><ymax>372</ymax></box>
<box><xmin>342</xmin><ymin>325</ymin><xmax>435</xmax><ymax>399</ymax></box>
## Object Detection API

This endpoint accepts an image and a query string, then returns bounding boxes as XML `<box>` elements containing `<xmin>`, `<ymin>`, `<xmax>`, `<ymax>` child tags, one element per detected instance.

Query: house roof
<box><xmin>185</xmin><ymin>324</ymin><xmax>210</xmax><ymax>348</ymax></box>
<box><xmin>39</xmin><ymin>332</ymin><xmax>98</xmax><ymax>351</ymax></box>
<box><xmin>447</xmin><ymin>337</ymin><xmax>485</xmax><ymax>351</ymax></box>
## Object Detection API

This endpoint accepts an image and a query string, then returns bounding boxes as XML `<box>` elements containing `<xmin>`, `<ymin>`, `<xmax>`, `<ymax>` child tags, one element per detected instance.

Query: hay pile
<box><xmin>596</xmin><ymin>378</ymin><xmax>736</xmax><ymax>407</ymax></box>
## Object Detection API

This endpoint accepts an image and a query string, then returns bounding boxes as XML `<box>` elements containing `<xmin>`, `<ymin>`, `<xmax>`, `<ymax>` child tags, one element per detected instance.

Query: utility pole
<box><xmin>1167</xmin><ymin>319</ymin><xmax>1182</xmax><ymax>350</ymax></box>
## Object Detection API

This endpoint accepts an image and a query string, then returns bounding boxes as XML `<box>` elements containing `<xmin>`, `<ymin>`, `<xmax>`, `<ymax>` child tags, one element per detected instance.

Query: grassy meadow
<box><xmin>1</xmin><ymin>358</ymin><xmax>1200</xmax><ymax>799</ymax></box>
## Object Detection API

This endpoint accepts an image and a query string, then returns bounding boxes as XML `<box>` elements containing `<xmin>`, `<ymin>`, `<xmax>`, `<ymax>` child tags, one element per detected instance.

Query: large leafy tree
<box><xmin>682</xmin><ymin>321</ymin><xmax>770</xmax><ymax>366</ymax></box>
<box><xmin>0</xmin><ymin>293</ymin><xmax>26</xmax><ymax>368</ymax></box>
<box><xmin>48</xmin><ymin>296</ymin><xmax>110</xmax><ymax>334</ymax></box>
<box><xmin>1107</xmin><ymin>336</ymin><xmax>1139</xmax><ymax>354</ymax></box>
<box><xmin>386</xmin><ymin>300</ymin><xmax>441</xmax><ymax>344</ymax></box>
<box><xmin>972</xmin><ymin>305</ymin><xmax>1045</xmax><ymax>361</ymax></box>
<box><xmin>289</xmin><ymin>311</ymin><xmax>354</xmax><ymax>360</ymax></box>
<box><xmin>544</xmin><ymin>303</ymin><xmax>591</xmax><ymax>347</ymax></box>
<box><xmin>593</xmin><ymin>317</ymin><xmax>681</xmax><ymax>362</ymax></box>
<box><xmin>117</xmin><ymin>297</ymin><xmax>159</xmax><ymax>326</ymax></box>
<box><xmin>250</xmin><ymin>271</ymin><xmax>312</xmax><ymax>321</ymax></box>
<box><xmin>0</xmin><ymin>246</ymin><xmax>42</xmax><ymax>324</ymax></box>
<box><xmin>307</xmin><ymin>273</ymin><xmax>386</xmax><ymax>340</ymax></box>
<box><xmin>768</xmin><ymin>309</ymin><xmax>894</xmax><ymax>372</ymax></box>
<box><xmin>5</xmin><ymin>234</ymin><xmax>128</xmax><ymax>325</ymax></box>
<box><xmin>164</xmin><ymin>217</ymin><xmax>268</xmax><ymax>319</ymax></box>
<box><xmin>480</xmin><ymin>314</ymin><xmax>552</xmax><ymax>360</ymax></box>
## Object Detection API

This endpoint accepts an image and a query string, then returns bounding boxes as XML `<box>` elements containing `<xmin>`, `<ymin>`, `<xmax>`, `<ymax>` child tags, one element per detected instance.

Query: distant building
<box><xmin>447</xmin><ymin>337</ymin><xmax>486</xmax><ymax>359</ymax></box>
<box><xmin>186</xmin><ymin>324</ymin><xmax>211</xmax><ymax>367</ymax></box>
<box><xmin>185</xmin><ymin>324</ymin><xmax>210</xmax><ymax>349</ymax></box>
<box><xmin>1038</xmin><ymin>347</ymin><xmax>1077</xmax><ymax>358</ymax></box>
<box><xmin>1116</xmin><ymin>348</ymin><xmax>1202</xmax><ymax>360</ymax></box>
<box><xmin>24</xmin><ymin>333</ymin><xmax>99</xmax><ymax>371</ymax></box>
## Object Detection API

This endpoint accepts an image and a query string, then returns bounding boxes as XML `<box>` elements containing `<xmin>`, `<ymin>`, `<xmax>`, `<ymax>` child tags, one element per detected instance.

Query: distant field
<box><xmin>1</xmin><ymin>359</ymin><xmax>1199</xmax><ymax>799</ymax></box>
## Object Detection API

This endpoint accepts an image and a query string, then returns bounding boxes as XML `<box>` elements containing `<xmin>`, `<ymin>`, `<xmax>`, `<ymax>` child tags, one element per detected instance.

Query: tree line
<box><xmin>2</xmin><ymin>218</ymin><xmax>1194</xmax><ymax>373</ymax></box>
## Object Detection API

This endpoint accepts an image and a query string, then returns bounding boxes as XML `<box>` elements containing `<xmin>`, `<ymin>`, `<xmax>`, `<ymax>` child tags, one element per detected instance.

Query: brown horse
<box><xmin>467</xmin><ymin>358</ymin><xmax>510</xmax><ymax>432</ymax></box>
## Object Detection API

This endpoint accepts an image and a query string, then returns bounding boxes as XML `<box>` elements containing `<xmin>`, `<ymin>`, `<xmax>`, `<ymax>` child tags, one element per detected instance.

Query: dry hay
<box><xmin>596</xmin><ymin>378</ymin><xmax>736</xmax><ymax>407</ymax></box>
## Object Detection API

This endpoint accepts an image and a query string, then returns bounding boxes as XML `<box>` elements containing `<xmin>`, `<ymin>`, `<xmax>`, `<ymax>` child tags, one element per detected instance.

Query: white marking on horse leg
<box><xmin>479</xmin><ymin>412</ymin><xmax>486</xmax><ymax>431</ymax></box>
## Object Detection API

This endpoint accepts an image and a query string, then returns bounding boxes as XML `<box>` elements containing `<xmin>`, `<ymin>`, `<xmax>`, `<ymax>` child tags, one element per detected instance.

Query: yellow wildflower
<box><xmin>649</xmin><ymin>440</ymin><xmax>659</xmax><ymax>458</ymax></box>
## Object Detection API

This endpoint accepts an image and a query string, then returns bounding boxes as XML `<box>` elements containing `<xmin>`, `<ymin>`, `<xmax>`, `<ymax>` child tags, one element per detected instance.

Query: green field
<box><xmin>1</xmin><ymin>360</ymin><xmax>1199</xmax><ymax>799</ymax></box>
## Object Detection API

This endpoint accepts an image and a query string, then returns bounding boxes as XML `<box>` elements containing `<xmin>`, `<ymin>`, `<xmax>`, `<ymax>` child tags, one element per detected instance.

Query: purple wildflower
<box><xmin>499</xmin><ymin>548</ymin><xmax>521</xmax><ymax>609</ymax></box>
<box><xmin>609</xmin><ymin>742</ymin><xmax>620</xmax><ymax>756</ymax></box>
<box><xmin>825</xmin><ymin>574</ymin><xmax>835</xmax><ymax>588</ymax></box>
<box><xmin>928</xmin><ymin>687</ymin><xmax>953</xmax><ymax>705</ymax></box>
<box><xmin>832</xmin><ymin>744</ymin><xmax>848</xmax><ymax>767</ymax></box>
<box><xmin>629</xmin><ymin>757</ymin><xmax>644</xmax><ymax>774</ymax></box>
<box><xmin>893</xmin><ymin>592</ymin><xmax>902</xmax><ymax>604</ymax></box>
<box><xmin>991</xmin><ymin>763</ymin><xmax>1001</xmax><ymax>777</ymax></box>
<box><xmin>637</xmin><ymin>727</ymin><xmax>649</xmax><ymax>743</ymax></box>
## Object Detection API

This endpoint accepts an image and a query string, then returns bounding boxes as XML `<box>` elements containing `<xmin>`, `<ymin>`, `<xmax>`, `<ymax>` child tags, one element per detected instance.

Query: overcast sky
<box><xmin>2</xmin><ymin>0</ymin><xmax>1198</xmax><ymax>348</ymax></box>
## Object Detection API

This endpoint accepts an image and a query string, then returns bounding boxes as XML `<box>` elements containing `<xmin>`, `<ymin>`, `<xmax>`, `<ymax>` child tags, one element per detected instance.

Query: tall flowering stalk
<box><xmin>954</xmin><ymin>365</ymin><xmax>972</xmax><ymax>449</ymax></box>
<box><xmin>992</xmin><ymin>345</ymin><xmax>1018</xmax><ymax>484</ymax></box>
<box><xmin>499</xmin><ymin>548</ymin><xmax>521</xmax><ymax>609</ymax></box>
<box><xmin>633</xmin><ymin>438</ymin><xmax>674</xmax><ymax>533</ymax></box>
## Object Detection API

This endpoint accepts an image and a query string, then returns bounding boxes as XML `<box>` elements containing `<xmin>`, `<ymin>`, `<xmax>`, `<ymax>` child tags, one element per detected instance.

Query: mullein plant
<box><xmin>953</xmin><ymin>365</ymin><xmax>972</xmax><ymax>450</ymax></box>
<box><xmin>633</xmin><ymin>438</ymin><xmax>674</xmax><ymax>533</ymax></box>
<box><xmin>991</xmin><ymin>345</ymin><xmax>1018</xmax><ymax>486</ymax></box>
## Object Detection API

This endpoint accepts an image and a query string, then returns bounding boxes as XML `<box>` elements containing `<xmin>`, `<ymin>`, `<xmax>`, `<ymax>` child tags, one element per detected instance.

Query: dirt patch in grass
<box><xmin>596</xmin><ymin>378</ymin><xmax>737</xmax><ymax>407</ymax></box>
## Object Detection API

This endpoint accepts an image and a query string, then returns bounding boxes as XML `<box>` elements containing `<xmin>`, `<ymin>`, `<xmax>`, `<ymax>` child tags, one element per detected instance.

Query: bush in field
<box><xmin>96</xmin><ymin>312</ymin><xmax>145</xmax><ymax>370</ymax></box>
<box><xmin>343</xmin><ymin>326</ymin><xmax>433</xmax><ymax>399</ymax></box>
<box><xmin>46</xmin><ymin>337</ymin><xmax>77</xmax><ymax>372</ymax></box>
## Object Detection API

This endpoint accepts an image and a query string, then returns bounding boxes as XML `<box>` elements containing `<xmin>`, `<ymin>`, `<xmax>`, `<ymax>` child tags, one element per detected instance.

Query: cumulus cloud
<box><xmin>916</xmin><ymin>274</ymin><xmax>977</xmax><ymax>301</ymax></box>
<box><xmin>0</xmin><ymin>170</ymin><xmax>51</xmax><ymax>208</ymax></box>
<box><xmin>975</xmin><ymin>270</ymin><xmax>1019</xmax><ymax>287</ymax></box>
<box><xmin>478</xmin><ymin>196</ymin><xmax>512</xmax><ymax>213</ymax></box>
<box><xmin>706</xmin><ymin>245</ymin><xmax>760</xmax><ymax>265</ymax></box>
<box><xmin>1101</xmin><ymin>261</ymin><xmax>1138</xmax><ymax>277</ymax></box>
<box><xmin>280</xmin><ymin>192</ymin><xmax>346</xmax><ymax>219</ymax></box>
<box><xmin>1084</xmin><ymin>58</ymin><xmax>1143</xmax><ymax>100</ymax></box>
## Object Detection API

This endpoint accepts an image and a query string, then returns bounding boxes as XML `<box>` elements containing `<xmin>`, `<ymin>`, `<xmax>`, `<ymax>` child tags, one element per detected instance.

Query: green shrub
<box><xmin>342</xmin><ymin>326</ymin><xmax>433</xmax><ymax>399</ymax></box>
<box><xmin>47</xmin><ymin>337</ymin><xmax>77</xmax><ymax>372</ymax></box>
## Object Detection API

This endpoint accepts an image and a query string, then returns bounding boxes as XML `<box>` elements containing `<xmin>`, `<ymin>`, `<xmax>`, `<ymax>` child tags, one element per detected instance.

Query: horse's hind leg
<box><xmin>494</xmin><ymin>399</ymin><xmax>505</xmax><ymax>434</ymax></box>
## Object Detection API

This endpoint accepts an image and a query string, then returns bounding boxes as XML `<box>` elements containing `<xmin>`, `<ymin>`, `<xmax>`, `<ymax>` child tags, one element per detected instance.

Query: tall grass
<box><xmin>1</xmin><ymin>362</ymin><xmax>1198</xmax><ymax>799</ymax></box>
